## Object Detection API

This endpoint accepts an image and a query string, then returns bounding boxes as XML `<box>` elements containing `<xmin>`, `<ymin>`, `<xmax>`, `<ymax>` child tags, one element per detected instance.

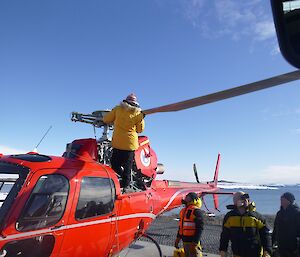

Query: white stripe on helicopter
<box><xmin>157</xmin><ymin>188</ymin><xmax>199</xmax><ymax>216</ymax></box>
<box><xmin>0</xmin><ymin>213</ymin><xmax>156</xmax><ymax>241</ymax></box>
<box><xmin>0</xmin><ymin>188</ymin><xmax>194</xmax><ymax>241</ymax></box>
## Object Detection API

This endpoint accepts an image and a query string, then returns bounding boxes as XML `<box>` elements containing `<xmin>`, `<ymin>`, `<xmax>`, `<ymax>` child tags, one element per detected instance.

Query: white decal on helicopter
<box><xmin>0</xmin><ymin>213</ymin><xmax>157</xmax><ymax>241</ymax></box>
<box><xmin>140</xmin><ymin>147</ymin><xmax>151</xmax><ymax>167</ymax></box>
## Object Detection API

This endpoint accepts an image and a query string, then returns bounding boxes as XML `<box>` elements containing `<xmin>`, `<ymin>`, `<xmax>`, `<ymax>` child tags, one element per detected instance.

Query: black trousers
<box><xmin>111</xmin><ymin>148</ymin><xmax>134</xmax><ymax>188</ymax></box>
<box><xmin>279</xmin><ymin>250</ymin><xmax>300</xmax><ymax>257</ymax></box>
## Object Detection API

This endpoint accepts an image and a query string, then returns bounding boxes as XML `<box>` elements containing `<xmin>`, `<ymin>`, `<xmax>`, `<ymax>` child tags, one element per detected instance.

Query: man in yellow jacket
<box><xmin>103</xmin><ymin>93</ymin><xmax>145</xmax><ymax>192</ymax></box>
<box><xmin>219</xmin><ymin>191</ymin><xmax>272</xmax><ymax>257</ymax></box>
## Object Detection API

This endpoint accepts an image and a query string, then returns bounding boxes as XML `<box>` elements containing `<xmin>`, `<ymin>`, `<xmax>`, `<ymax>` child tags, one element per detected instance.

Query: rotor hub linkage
<box><xmin>71</xmin><ymin>110</ymin><xmax>111</xmax><ymax>128</ymax></box>
<box><xmin>71</xmin><ymin>110</ymin><xmax>113</xmax><ymax>164</ymax></box>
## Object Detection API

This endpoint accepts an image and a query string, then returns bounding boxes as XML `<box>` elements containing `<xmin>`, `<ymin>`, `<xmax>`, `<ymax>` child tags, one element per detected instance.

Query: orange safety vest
<box><xmin>178</xmin><ymin>205</ymin><xmax>198</xmax><ymax>237</ymax></box>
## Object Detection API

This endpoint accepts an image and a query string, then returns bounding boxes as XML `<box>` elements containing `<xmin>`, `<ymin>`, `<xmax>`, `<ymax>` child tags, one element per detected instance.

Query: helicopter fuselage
<box><xmin>0</xmin><ymin>137</ymin><xmax>219</xmax><ymax>257</ymax></box>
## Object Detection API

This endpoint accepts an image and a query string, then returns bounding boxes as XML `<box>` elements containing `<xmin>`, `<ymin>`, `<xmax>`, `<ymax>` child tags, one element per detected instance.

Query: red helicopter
<box><xmin>0</xmin><ymin>70</ymin><xmax>300</xmax><ymax>257</ymax></box>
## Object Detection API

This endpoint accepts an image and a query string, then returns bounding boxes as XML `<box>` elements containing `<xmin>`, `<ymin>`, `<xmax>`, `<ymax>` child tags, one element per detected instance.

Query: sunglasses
<box><xmin>240</xmin><ymin>193</ymin><xmax>250</xmax><ymax>200</ymax></box>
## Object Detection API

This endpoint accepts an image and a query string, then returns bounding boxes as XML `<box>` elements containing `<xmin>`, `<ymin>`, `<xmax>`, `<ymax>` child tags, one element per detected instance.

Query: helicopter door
<box><xmin>114</xmin><ymin>191</ymin><xmax>154</xmax><ymax>252</ymax></box>
<box><xmin>58</xmin><ymin>172</ymin><xmax>116</xmax><ymax>257</ymax></box>
<box><xmin>0</xmin><ymin>169</ymin><xmax>71</xmax><ymax>257</ymax></box>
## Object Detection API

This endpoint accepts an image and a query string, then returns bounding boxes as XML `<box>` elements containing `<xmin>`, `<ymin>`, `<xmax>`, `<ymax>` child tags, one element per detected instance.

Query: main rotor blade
<box><xmin>143</xmin><ymin>70</ymin><xmax>300</xmax><ymax>115</ymax></box>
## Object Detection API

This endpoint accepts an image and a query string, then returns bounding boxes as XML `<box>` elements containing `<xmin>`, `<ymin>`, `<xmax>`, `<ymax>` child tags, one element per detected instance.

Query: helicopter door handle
<box><xmin>51</xmin><ymin>224</ymin><xmax>64</xmax><ymax>230</ymax></box>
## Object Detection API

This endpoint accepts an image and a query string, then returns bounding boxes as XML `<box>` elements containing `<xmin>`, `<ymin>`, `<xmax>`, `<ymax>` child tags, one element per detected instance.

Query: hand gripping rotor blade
<box><xmin>143</xmin><ymin>70</ymin><xmax>300</xmax><ymax>115</ymax></box>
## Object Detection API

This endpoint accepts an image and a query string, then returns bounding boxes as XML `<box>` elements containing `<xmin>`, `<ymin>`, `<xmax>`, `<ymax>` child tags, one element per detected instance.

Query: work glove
<box><xmin>191</xmin><ymin>242</ymin><xmax>202</xmax><ymax>253</ymax></box>
<box><xmin>262</xmin><ymin>251</ymin><xmax>271</xmax><ymax>257</ymax></box>
<box><xmin>174</xmin><ymin>237</ymin><xmax>180</xmax><ymax>249</ymax></box>
<box><xmin>220</xmin><ymin>250</ymin><xmax>226</xmax><ymax>257</ymax></box>
<box><xmin>192</xmin><ymin>241</ymin><xmax>201</xmax><ymax>247</ymax></box>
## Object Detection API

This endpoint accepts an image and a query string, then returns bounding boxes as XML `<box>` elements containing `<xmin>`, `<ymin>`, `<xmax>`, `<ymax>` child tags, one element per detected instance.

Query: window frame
<box><xmin>0</xmin><ymin>161</ymin><xmax>29</xmax><ymax>228</ymax></box>
<box><xmin>75</xmin><ymin>176</ymin><xmax>116</xmax><ymax>220</ymax></box>
<box><xmin>16</xmin><ymin>174</ymin><xmax>70</xmax><ymax>232</ymax></box>
<box><xmin>271</xmin><ymin>0</ymin><xmax>300</xmax><ymax>68</ymax></box>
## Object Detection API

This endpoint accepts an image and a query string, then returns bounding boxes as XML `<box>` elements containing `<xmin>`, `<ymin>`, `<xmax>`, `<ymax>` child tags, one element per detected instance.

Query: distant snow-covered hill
<box><xmin>218</xmin><ymin>180</ymin><xmax>279</xmax><ymax>190</ymax></box>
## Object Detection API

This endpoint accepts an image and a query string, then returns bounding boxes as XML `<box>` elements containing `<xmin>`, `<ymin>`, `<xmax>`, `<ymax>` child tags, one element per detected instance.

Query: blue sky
<box><xmin>1</xmin><ymin>0</ymin><xmax>299</xmax><ymax>184</ymax></box>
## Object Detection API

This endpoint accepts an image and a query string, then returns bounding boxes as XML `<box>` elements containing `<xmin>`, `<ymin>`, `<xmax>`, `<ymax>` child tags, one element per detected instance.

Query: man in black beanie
<box><xmin>273</xmin><ymin>192</ymin><xmax>300</xmax><ymax>257</ymax></box>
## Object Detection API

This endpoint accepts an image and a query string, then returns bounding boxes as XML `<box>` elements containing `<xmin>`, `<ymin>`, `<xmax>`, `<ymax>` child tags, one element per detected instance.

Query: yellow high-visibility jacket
<box><xmin>103</xmin><ymin>103</ymin><xmax>145</xmax><ymax>151</ymax></box>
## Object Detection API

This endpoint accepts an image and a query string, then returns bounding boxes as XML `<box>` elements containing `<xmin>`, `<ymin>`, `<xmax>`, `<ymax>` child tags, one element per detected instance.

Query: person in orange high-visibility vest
<box><xmin>175</xmin><ymin>192</ymin><xmax>204</xmax><ymax>257</ymax></box>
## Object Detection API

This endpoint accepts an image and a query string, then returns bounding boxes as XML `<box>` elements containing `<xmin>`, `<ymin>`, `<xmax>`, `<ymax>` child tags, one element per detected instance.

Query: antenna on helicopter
<box><xmin>33</xmin><ymin>125</ymin><xmax>52</xmax><ymax>152</ymax></box>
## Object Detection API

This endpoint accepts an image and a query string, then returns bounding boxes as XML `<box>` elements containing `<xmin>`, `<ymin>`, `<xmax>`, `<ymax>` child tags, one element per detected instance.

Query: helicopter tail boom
<box><xmin>154</xmin><ymin>154</ymin><xmax>222</xmax><ymax>215</ymax></box>
<box><xmin>154</xmin><ymin>179</ymin><xmax>220</xmax><ymax>216</ymax></box>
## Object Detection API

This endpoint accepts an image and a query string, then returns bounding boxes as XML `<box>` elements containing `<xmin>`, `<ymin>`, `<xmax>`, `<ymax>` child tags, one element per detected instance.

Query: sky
<box><xmin>0</xmin><ymin>0</ymin><xmax>299</xmax><ymax>184</ymax></box>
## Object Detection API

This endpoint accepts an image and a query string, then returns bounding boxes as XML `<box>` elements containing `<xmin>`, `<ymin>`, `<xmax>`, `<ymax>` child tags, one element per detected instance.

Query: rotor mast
<box><xmin>71</xmin><ymin>110</ymin><xmax>113</xmax><ymax>164</ymax></box>
<box><xmin>71</xmin><ymin>110</ymin><xmax>113</xmax><ymax>141</ymax></box>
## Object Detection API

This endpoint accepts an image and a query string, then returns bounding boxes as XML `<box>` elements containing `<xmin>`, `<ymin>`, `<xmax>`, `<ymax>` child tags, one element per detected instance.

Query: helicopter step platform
<box><xmin>119</xmin><ymin>241</ymin><xmax>219</xmax><ymax>257</ymax></box>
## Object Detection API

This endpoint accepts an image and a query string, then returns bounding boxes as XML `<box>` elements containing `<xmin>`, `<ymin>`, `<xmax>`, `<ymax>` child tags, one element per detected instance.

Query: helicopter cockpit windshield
<box><xmin>0</xmin><ymin>180</ymin><xmax>16</xmax><ymax>207</ymax></box>
<box><xmin>0</xmin><ymin>162</ymin><xmax>29</xmax><ymax>228</ymax></box>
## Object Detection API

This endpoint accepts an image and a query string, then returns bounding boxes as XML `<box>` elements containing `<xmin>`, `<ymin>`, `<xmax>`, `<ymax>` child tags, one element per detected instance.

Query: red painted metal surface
<box><xmin>134</xmin><ymin>136</ymin><xmax>158</xmax><ymax>179</ymax></box>
<box><xmin>0</xmin><ymin>138</ymin><xmax>220</xmax><ymax>257</ymax></box>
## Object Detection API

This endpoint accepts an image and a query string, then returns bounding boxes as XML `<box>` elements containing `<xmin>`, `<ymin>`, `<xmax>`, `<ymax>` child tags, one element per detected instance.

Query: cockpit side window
<box><xmin>75</xmin><ymin>177</ymin><xmax>115</xmax><ymax>220</ymax></box>
<box><xmin>17</xmin><ymin>174</ymin><xmax>69</xmax><ymax>231</ymax></box>
<box><xmin>0</xmin><ymin>162</ymin><xmax>29</xmax><ymax>228</ymax></box>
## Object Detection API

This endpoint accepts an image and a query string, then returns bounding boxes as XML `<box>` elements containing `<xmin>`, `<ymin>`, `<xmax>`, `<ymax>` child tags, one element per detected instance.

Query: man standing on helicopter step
<box><xmin>219</xmin><ymin>191</ymin><xmax>272</xmax><ymax>257</ymax></box>
<box><xmin>103</xmin><ymin>93</ymin><xmax>145</xmax><ymax>193</ymax></box>
<box><xmin>175</xmin><ymin>192</ymin><xmax>204</xmax><ymax>257</ymax></box>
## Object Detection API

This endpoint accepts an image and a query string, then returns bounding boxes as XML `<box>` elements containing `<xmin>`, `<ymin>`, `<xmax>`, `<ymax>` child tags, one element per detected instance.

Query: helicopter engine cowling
<box><xmin>63</xmin><ymin>136</ymin><xmax>160</xmax><ymax>180</ymax></box>
<box><xmin>62</xmin><ymin>138</ymin><xmax>98</xmax><ymax>161</ymax></box>
<box><xmin>134</xmin><ymin>136</ymin><xmax>158</xmax><ymax>179</ymax></box>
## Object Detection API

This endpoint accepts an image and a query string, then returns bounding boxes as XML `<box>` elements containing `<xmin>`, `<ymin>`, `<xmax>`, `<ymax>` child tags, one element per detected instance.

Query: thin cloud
<box><xmin>178</xmin><ymin>0</ymin><xmax>277</xmax><ymax>51</ymax></box>
<box><xmin>254</xmin><ymin>20</ymin><xmax>276</xmax><ymax>41</ymax></box>
<box><xmin>272</xmin><ymin>110</ymin><xmax>294</xmax><ymax>117</ymax></box>
<box><xmin>0</xmin><ymin>145</ymin><xmax>25</xmax><ymax>155</ymax></box>
<box><xmin>257</xmin><ymin>165</ymin><xmax>300</xmax><ymax>184</ymax></box>
<box><xmin>271</xmin><ymin>43</ymin><xmax>280</xmax><ymax>56</ymax></box>
<box><xmin>291</xmin><ymin>128</ymin><xmax>300</xmax><ymax>134</ymax></box>
<box><xmin>181</xmin><ymin>0</ymin><xmax>206</xmax><ymax>27</ymax></box>
<box><xmin>262</xmin><ymin>106</ymin><xmax>300</xmax><ymax>117</ymax></box>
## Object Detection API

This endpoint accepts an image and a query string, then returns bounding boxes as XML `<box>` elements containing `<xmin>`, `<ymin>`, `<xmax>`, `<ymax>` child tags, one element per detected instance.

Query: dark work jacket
<box><xmin>219</xmin><ymin>208</ymin><xmax>272</xmax><ymax>257</ymax></box>
<box><xmin>272</xmin><ymin>204</ymin><xmax>300</xmax><ymax>252</ymax></box>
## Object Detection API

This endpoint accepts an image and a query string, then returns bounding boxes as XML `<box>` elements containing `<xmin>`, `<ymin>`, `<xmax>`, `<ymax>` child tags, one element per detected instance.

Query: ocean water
<box><xmin>214</xmin><ymin>185</ymin><xmax>300</xmax><ymax>215</ymax></box>
<box><xmin>166</xmin><ymin>185</ymin><xmax>300</xmax><ymax>216</ymax></box>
